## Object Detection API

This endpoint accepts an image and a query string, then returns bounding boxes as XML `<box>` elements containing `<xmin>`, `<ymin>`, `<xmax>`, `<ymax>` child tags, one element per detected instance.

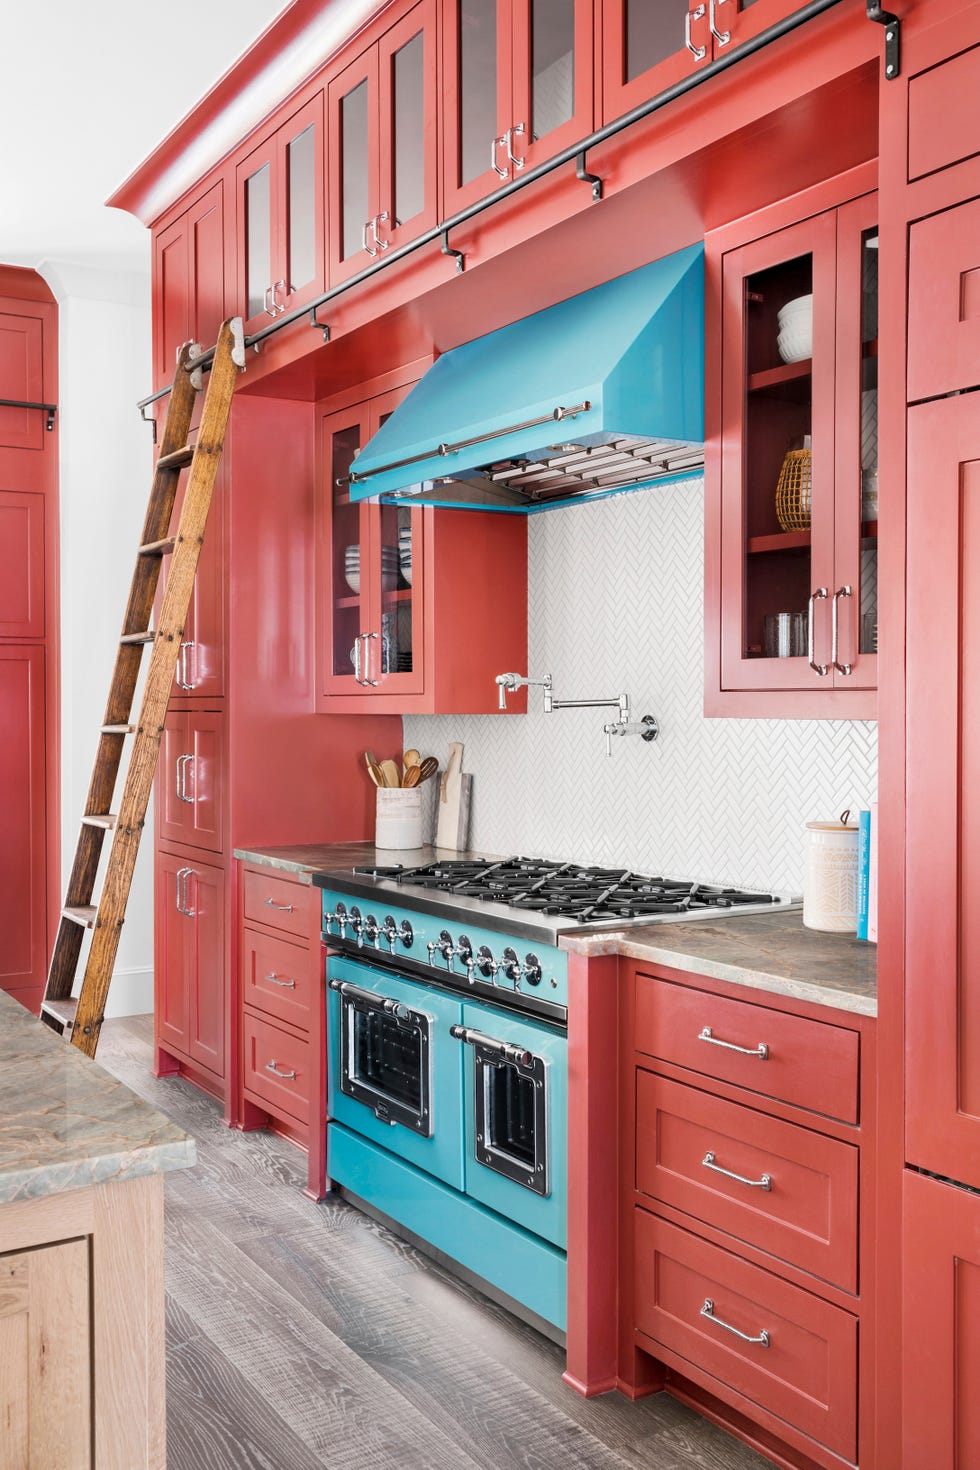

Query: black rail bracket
<box><xmin>576</xmin><ymin>152</ymin><xmax>603</xmax><ymax>202</ymax></box>
<box><xmin>309</xmin><ymin>307</ymin><xmax>331</xmax><ymax>342</ymax></box>
<box><xmin>867</xmin><ymin>0</ymin><xmax>900</xmax><ymax>79</ymax></box>
<box><xmin>441</xmin><ymin>231</ymin><xmax>465</xmax><ymax>274</ymax></box>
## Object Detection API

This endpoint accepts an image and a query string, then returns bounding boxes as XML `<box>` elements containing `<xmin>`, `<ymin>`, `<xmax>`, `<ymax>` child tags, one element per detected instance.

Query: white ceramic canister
<box><xmin>375</xmin><ymin>786</ymin><xmax>424</xmax><ymax>850</ymax></box>
<box><xmin>803</xmin><ymin>812</ymin><xmax>860</xmax><ymax>932</ymax></box>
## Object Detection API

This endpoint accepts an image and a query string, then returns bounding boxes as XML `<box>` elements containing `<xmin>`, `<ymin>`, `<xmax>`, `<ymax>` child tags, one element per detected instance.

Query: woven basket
<box><xmin>775</xmin><ymin>448</ymin><xmax>812</xmax><ymax>531</ymax></box>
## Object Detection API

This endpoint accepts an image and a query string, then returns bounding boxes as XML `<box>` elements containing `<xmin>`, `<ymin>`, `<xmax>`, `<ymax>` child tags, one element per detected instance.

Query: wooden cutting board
<box><xmin>435</xmin><ymin>742</ymin><xmax>471</xmax><ymax>850</ymax></box>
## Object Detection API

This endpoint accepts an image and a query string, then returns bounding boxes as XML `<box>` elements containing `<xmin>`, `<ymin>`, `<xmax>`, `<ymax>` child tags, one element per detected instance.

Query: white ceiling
<box><xmin>1</xmin><ymin>1</ymin><xmax>288</xmax><ymax>276</ymax></box>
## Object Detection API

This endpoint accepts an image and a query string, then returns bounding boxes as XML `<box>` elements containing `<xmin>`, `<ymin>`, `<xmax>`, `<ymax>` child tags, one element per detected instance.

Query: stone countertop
<box><xmin>235</xmin><ymin>845</ymin><xmax>876</xmax><ymax>1017</ymax></box>
<box><xmin>560</xmin><ymin>910</ymin><xmax>876</xmax><ymax>1017</ymax></box>
<box><xmin>0</xmin><ymin>990</ymin><xmax>196</xmax><ymax>1205</ymax></box>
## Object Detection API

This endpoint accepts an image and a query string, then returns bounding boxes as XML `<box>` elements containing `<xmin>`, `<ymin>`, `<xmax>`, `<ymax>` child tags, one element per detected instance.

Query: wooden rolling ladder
<box><xmin>40</xmin><ymin>317</ymin><xmax>244</xmax><ymax>1058</ymax></box>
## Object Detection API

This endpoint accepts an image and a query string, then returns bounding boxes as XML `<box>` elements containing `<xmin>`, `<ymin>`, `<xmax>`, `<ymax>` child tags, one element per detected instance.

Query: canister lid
<box><xmin>806</xmin><ymin>807</ymin><xmax>859</xmax><ymax>831</ymax></box>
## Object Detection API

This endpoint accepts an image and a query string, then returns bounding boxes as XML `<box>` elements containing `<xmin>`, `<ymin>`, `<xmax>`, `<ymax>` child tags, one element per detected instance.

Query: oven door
<box><xmin>327</xmin><ymin>955</ymin><xmax>464</xmax><ymax>1189</ymax></box>
<box><xmin>452</xmin><ymin>1002</ymin><xmax>567</xmax><ymax>1249</ymax></box>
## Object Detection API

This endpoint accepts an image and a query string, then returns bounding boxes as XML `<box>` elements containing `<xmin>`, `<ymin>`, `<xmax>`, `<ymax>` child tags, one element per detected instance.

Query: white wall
<box><xmin>404</xmin><ymin>477</ymin><xmax>877</xmax><ymax>896</ymax></box>
<box><xmin>42</xmin><ymin>261</ymin><xmax>155</xmax><ymax>1016</ymax></box>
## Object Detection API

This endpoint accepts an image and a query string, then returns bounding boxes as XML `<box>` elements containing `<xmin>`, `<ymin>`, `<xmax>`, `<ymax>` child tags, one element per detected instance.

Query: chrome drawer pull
<box><xmin>702</xmin><ymin>1150</ymin><xmax>772</xmax><ymax>1191</ymax></box>
<box><xmin>265</xmin><ymin>1059</ymin><xmax>297</xmax><ymax>1080</ymax></box>
<box><xmin>698</xmin><ymin>1025</ymin><xmax>768</xmax><ymax>1060</ymax></box>
<box><xmin>264</xmin><ymin>973</ymin><xmax>297</xmax><ymax>989</ymax></box>
<box><xmin>264</xmin><ymin>897</ymin><xmax>295</xmax><ymax>913</ymax></box>
<box><xmin>701</xmin><ymin>1298</ymin><xmax>770</xmax><ymax>1348</ymax></box>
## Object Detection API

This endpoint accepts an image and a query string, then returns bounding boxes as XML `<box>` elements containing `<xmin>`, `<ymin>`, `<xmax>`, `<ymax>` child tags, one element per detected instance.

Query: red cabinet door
<box><xmin>163</xmin><ymin>452</ymin><xmax>225</xmax><ymax>701</ymax></box>
<box><xmin>908</xmin><ymin>196</ymin><xmax>980</xmax><ymax>404</ymax></box>
<box><xmin>0</xmin><ymin>646</ymin><xmax>46</xmax><ymax>994</ymax></box>
<box><xmin>153</xmin><ymin>181</ymin><xmax>225</xmax><ymax>390</ymax></box>
<box><xmin>510</xmin><ymin>0</ymin><xmax>594</xmax><ymax>174</ymax></box>
<box><xmin>377</xmin><ymin>0</ymin><xmax>438</xmax><ymax>255</ymax></box>
<box><xmin>0</xmin><ymin>490</ymin><xmax>44</xmax><ymax>639</ymax></box>
<box><xmin>441</xmin><ymin>0</ymin><xmax>516</xmax><ymax>217</ymax></box>
<box><xmin>599</xmin><ymin>0</ymin><xmax>711</xmax><ymax>125</ymax></box>
<box><xmin>157</xmin><ymin>711</ymin><xmax>224</xmax><ymax>853</ymax></box>
<box><xmin>903</xmin><ymin>1170</ymin><xmax>980</xmax><ymax>1469</ymax></box>
<box><xmin>906</xmin><ymin>392</ymin><xmax>980</xmax><ymax>1187</ymax></box>
<box><xmin>155</xmin><ymin>850</ymin><xmax>190</xmax><ymax>1056</ymax></box>
<box><xmin>154</xmin><ymin>849</ymin><xmax>225</xmax><ymax>1078</ymax></box>
<box><xmin>0</xmin><ymin>308</ymin><xmax>45</xmax><ymax>452</ymax></box>
<box><xmin>327</xmin><ymin>46</ymin><xmax>382</xmax><ymax>286</ymax></box>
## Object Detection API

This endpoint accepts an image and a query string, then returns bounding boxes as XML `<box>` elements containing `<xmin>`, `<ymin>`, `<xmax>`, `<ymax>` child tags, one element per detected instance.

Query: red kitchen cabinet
<box><xmin>327</xmin><ymin>0</ymin><xmax>437</xmax><ymax>287</ymax></box>
<box><xmin>157</xmin><ymin>710</ymin><xmax>224</xmax><ymax>854</ymax></box>
<box><xmin>906</xmin><ymin>389</ymin><xmax>980</xmax><ymax>1189</ymax></box>
<box><xmin>316</xmin><ymin>371</ymin><xmax>527</xmax><ymax>713</ymax></box>
<box><xmin>903</xmin><ymin>1169</ymin><xmax>980</xmax><ymax>1470</ymax></box>
<box><xmin>0</xmin><ymin>490</ymin><xmax>44</xmax><ymax>640</ymax></box>
<box><xmin>0</xmin><ymin>308</ymin><xmax>45</xmax><ymax>452</ymax></box>
<box><xmin>0</xmin><ymin>645</ymin><xmax>47</xmax><ymax>997</ymax></box>
<box><xmin>907</xmin><ymin>195</ymin><xmax>980</xmax><ymax>404</ymax></box>
<box><xmin>155</xmin><ymin>849</ymin><xmax>226</xmax><ymax>1083</ymax></box>
<box><xmin>441</xmin><ymin>0</ymin><xmax>594</xmax><ymax>216</ymax></box>
<box><xmin>237</xmin><ymin>94</ymin><xmax>324</xmax><ymax>336</ymax></box>
<box><xmin>705</xmin><ymin>173</ymin><xmax>878</xmax><ymax>717</ymax></box>
<box><xmin>152</xmin><ymin>181</ymin><xmax>225</xmax><ymax>391</ymax></box>
<box><xmin>159</xmin><ymin>452</ymin><xmax>225</xmax><ymax>701</ymax></box>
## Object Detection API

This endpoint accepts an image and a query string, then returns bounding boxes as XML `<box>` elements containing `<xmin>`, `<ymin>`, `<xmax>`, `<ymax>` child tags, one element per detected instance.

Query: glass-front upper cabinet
<box><xmin>599</xmin><ymin>0</ymin><xmax>712</xmax><ymax>122</ymax></box>
<box><xmin>706</xmin><ymin>187</ymin><xmax>877</xmax><ymax>717</ymax></box>
<box><xmin>442</xmin><ymin>0</ymin><xmax>594</xmax><ymax>217</ymax></box>
<box><xmin>237</xmin><ymin>94</ymin><xmax>324</xmax><ymax>335</ymax></box>
<box><xmin>328</xmin><ymin>0</ymin><xmax>438</xmax><ymax>287</ymax></box>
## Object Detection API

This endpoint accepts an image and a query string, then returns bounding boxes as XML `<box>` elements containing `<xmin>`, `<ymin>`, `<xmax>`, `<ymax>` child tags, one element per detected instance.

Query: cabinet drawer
<box><xmin>634</xmin><ymin>975</ymin><xmax>859</xmax><ymax>1124</ymax></box>
<box><xmin>635</xmin><ymin>1073</ymin><xmax>858</xmax><ymax>1291</ymax></box>
<box><xmin>634</xmin><ymin>1210</ymin><xmax>857</xmax><ymax>1461</ymax></box>
<box><xmin>908</xmin><ymin>197</ymin><xmax>980</xmax><ymax>402</ymax></box>
<box><xmin>243</xmin><ymin>869</ymin><xmax>315</xmax><ymax>940</ymax></box>
<box><xmin>243</xmin><ymin>1012</ymin><xmax>310</xmax><ymax>1125</ymax></box>
<box><xmin>908</xmin><ymin>45</ymin><xmax>980</xmax><ymax>182</ymax></box>
<box><xmin>242</xmin><ymin>926</ymin><xmax>314</xmax><ymax>1033</ymax></box>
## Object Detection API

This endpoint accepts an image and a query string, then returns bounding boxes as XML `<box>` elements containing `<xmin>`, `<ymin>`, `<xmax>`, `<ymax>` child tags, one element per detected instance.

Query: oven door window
<box><xmin>474</xmin><ymin>1047</ymin><xmax>549</xmax><ymax>1197</ymax></box>
<box><xmin>340</xmin><ymin>993</ymin><xmax>432</xmax><ymax>1137</ymax></box>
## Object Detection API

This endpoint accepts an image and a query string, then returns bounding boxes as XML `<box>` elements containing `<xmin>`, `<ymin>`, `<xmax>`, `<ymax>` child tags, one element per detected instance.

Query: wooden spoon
<box><xmin>379</xmin><ymin>758</ymin><xmax>401</xmax><ymax>788</ymax></box>
<box><xmin>402</xmin><ymin>765</ymin><xmax>422</xmax><ymax>788</ymax></box>
<box><xmin>415</xmin><ymin>756</ymin><xmax>439</xmax><ymax>784</ymax></box>
<box><xmin>364</xmin><ymin>750</ymin><xmax>379</xmax><ymax>774</ymax></box>
<box><xmin>366</xmin><ymin>760</ymin><xmax>385</xmax><ymax>788</ymax></box>
<box><xmin>403</xmin><ymin>748</ymin><xmax>421</xmax><ymax>769</ymax></box>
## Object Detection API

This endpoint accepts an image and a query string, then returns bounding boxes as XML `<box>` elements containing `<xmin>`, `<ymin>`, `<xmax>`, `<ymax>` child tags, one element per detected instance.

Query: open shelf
<box><xmin>862</xmin><ymin>337</ymin><xmax>879</xmax><ymax>359</ymax></box>
<box><xmin>334</xmin><ymin>593</ymin><xmax>361</xmax><ymax>609</ymax></box>
<box><xmin>747</xmin><ymin>358</ymin><xmax>812</xmax><ymax>394</ymax></box>
<box><xmin>382</xmin><ymin>587</ymin><xmax>414</xmax><ymax>602</ymax></box>
<box><xmin>747</xmin><ymin>520</ymin><xmax>878</xmax><ymax>555</ymax></box>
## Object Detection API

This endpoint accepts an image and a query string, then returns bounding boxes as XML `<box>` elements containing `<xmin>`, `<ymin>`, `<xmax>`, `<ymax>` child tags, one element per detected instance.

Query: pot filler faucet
<box><xmin>495</xmin><ymin>672</ymin><xmax>660</xmax><ymax>756</ymax></box>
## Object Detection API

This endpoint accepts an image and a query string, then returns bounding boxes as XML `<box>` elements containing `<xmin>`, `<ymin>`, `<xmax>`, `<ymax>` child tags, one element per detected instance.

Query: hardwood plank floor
<box><xmin>97</xmin><ymin>1017</ymin><xmax>770</xmax><ymax>1470</ymax></box>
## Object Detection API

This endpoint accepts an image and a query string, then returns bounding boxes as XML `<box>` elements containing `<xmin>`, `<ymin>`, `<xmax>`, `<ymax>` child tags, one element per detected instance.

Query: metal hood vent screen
<box><xmin>347</xmin><ymin>244</ymin><xmax>705</xmax><ymax>512</ymax></box>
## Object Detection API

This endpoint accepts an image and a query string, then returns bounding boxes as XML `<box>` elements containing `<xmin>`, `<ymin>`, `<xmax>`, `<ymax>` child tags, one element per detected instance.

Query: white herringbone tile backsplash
<box><xmin>405</xmin><ymin>479</ymin><xmax>877</xmax><ymax>894</ymax></box>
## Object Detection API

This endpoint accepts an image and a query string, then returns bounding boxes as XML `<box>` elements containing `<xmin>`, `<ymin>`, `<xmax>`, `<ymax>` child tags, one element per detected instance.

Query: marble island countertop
<box><xmin>234</xmin><ymin>844</ymin><xmax>876</xmax><ymax>1017</ymax></box>
<box><xmin>0</xmin><ymin>989</ymin><xmax>195</xmax><ymax>1205</ymax></box>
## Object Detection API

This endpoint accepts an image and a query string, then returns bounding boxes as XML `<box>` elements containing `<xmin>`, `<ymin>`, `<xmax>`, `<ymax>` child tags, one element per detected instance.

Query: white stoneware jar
<box><xmin>803</xmin><ymin>814</ymin><xmax>860</xmax><ymax>932</ymax></box>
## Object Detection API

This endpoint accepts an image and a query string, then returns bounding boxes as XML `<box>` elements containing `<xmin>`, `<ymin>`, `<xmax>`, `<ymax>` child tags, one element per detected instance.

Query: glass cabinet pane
<box><xmin>459</xmin><ymin>0</ymin><xmax>498</xmax><ymax>185</ymax></box>
<box><xmin>245</xmin><ymin>162</ymin><xmax>271</xmax><ymax>319</ymax></box>
<box><xmin>378</xmin><ymin>500</ymin><xmax>415</xmax><ymax>679</ymax></box>
<box><xmin>341</xmin><ymin>81</ymin><xmax>370</xmax><ymax>260</ymax></box>
<box><xmin>331</xmin><ymin>423</ymin><xmax>364</xmax><ymax>678</ymax></box>
<box><xmin>741</xmin><ymin>252</ymin><xmax>815</xmax><ymax>662</ymax></box>
<box><xmin>531</xmin><ymin>0</ymin><xmax>575</xmax><ymax>141</ymax></box>
<box><xmin>625</xmin><ymin>0</ymin><xmax>689</xmax><ymax>80</ymax></box>
<box><xmin>286</xmin><ymin>122</ymin><xmax>316</xmax><ymax>292</ymax></box>
<box><xmin>858</xmin><ymin>229</ymin><xmax>879</xmax><ymax>658</ymax></box>
<box><xmin>392</xmin><ymin>32</ymin><xmax>425</xmax><ymax>227</ymax></box>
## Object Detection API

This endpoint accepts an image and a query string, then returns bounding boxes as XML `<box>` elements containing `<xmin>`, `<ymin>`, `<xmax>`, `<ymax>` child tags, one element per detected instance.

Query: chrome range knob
<box><xmin>502</xmin><ymin>946</ymin><xmax>523</xmax><ymax>989</ymax></box>
<box><xmin>457</xmin><ymin>934</ymin><xmax>475</xmax><ymax>982</ymax></box>
<box><xmin>397</xmin><ymin>919</ymin><xmax>413</xmax><ymax>948</ymax></box>
<box><xmin>380</xmin><ymin>915</ymin><xmax>399</xmax><ymax>952</ymax></box>
<box><xmin>324</xmin><ymin>901</ymin><xmax>348</xmax><ymax>936</ymax></box>
<box><xmin>349</xmin><ymin>905</ymin><xmax>364</xmax><ymax>947</ymax></box>
<box><xmin>476</xmin><ymin>944</ymin><xmax>499</xmax><ymax>978</ymax></box>
<box><xmin>524</xmin><ymin>953</ymin><xmax>543</xmax><ymax>986</ymax></box>
<box><xmin>437</xmin><ymin>929</ymin><xmax>456</xmax><ymax>968</ymax></box>
<box><xmin>363</xmin><ymin>914</ymin><xmax>380</xmax><ymax>946</ymax></box>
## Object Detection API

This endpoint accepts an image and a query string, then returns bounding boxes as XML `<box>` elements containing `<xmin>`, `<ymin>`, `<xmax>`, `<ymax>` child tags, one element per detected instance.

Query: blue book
<box><xmin>856</xmin><ymin>809</ymin><xmax>871</xmax><ymax>941</ymax></box>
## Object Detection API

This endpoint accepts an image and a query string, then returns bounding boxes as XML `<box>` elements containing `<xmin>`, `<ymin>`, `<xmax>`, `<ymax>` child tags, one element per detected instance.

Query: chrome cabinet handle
<box><xmin>363</xmin><ymin>630</ymin><xmax>379</xmax><ymax>686</ymax></box>
<box><xmin>701</xmin><ymin>1298</ymin><xmax>770</xmax><ymax>1348</ymax></box>
<box><xmin>832</xmin><ymin>585</ymin><xmax>853</xmax><ymax>675</ymax></box>
<box><xmin>177</xmin><ymin>640</ymin><xmax>196</xmax><ymax>690</ymax></box>
<box><xmin>175</xmin><ymin>865</ymin><xmax>189</xmax><ymax>915</ymax></box>
<box><xmin>362</xmin><ymin>219</ymin><xmax>379</xmax><ymax>258</ymax></box>
<box><xmin>273</xmin><ymin>279</ymin><xmax>287</xmax><ymax>314</ymax></box>
<box><xmin>177</xmin><ymin>867</ymin><xmax>196</xmax><ymax>918</ymax></box>
<box><xmin>353</xmin><ymin>632</ymin><xmax>364</xmax><ymax>683</ymax></box>
<box><xmin>490</xmin><ymin>135</ymin><xmax>509</xmax><ymax>178</ymax></box>
<box><xmin>685</xmin><ymin>5</ymin><xmax>707</xmax><ymax>60</ymax></box>
<box><xmin>702</xmin><ymin>1151</ymin><xmax>772</xmax><ymax>1191</ymax></box>
<box><xmin>264</xmin><ymin>973</ymin><xmax>297</xmax><ymax>989</ymax></box>
<box><xmin>263</xmin><ymin>284</ymin><xmax>278</xmax><ymax>318</ymax></box>
<box><xmin>708</xmin><ymin>0</ymin><xmax>731</xmax><ymax>44</ymax></box>
<box><xmin>265</xmin><ymin>1059</ymin><xmax>297</xmax><ymax>1080</ymax></box>
<box><xmin>505</xmin><ymin>123</ymin><xmax>526</xmax><ymax>170</ymax></box>
<box><xmin>373</xmin><ymin>212</ymin><xmax>390</xmax><ymax>251</ymax></box>
<box><xmin>175</xmin><ymin>753</ymin><xmax>191</xmax><ymax>803</ymax></box>
<box><xmin>263</xmin><ymin>897</ymin><xmax>295</xmax><ymax>913</ymax></box>
<box><xmin>808</xmin><ymin>588</ymin><xmax>829</xmax><ymax>675</ymax></box>
<box><xmin>698</xmin><ymin>1025</ymin><xmax>768</xmax><ymax>1060</ymax></box>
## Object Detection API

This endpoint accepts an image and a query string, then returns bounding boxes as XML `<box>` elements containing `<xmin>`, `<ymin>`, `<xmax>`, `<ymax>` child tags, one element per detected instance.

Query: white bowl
<box><xmin>344</xmin><ymin>570</ymin><xmax>360</xmax><ymax>594</ymax></box>
<box><xmin>777</xmin><ymin>293</ymin><xmax>812</xmax><ymax>323</ymax></box>
<box><xmin>777</xmin><ymin>325</ymin><xmax>812</xmax><ymax>363</ymax></box>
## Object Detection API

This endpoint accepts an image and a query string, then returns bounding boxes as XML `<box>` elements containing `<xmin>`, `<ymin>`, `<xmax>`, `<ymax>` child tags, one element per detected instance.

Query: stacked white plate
<box><xmin>776</xmin><ymin>293</ymin><xmax>813</xmax><ymax>363</ymax></box>
<box><xmin>397</xmin><ymin>526</ymin><xmax>413</xmax><ymax>586</ymax></box>
<box><xmin>344</xmin><ymin>544</ymin><xmax>399</xmax><ymax>594</ymax></box>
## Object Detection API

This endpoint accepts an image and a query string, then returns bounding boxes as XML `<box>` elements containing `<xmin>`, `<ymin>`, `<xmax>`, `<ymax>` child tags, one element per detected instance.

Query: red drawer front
<box><xmin>242</xmin><ymin>926</ymin><xmax>313</xmax><ymax>1033</ymax></box>
<box><xmin>243</xmin><ymin>869</ymin><xmax>316</xmax><ymax>941</ymax></box>
<box><xmin>243</xmin><ymin>1012</ymin><xmax>311</xmax><ymax>1126</ymax></box>
<box><xmin>634</xmin><ymin>1210</ymin><xmax>857</xmax><ymax>1461</ymax></box>
<box><xmin>908</xmin><ymin>197</ymin><xmax>980</xmax><ymax>403</ymax></box>
<box><xmin>634</xmin><ymin>974</ymin><xmax>859</xmax><ymax>1124</ymax></box>
<box><xmin>908</xmin><ymin>45</ymin><xmax>980</xmax><ymax>182</ymax></box>
<box><xmin>635</xmin><ymin>1072</ymin><xmax>858</xmax><ymax>1291</ymax></box>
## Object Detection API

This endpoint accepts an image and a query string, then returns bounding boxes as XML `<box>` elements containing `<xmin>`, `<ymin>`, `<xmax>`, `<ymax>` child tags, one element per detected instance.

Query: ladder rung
<box><xmin>81</xmin><ymin>813</ymin><xmax>117</xmax><ymax>831</ymax></box>
<box><xmin>157</xmin><ymin>444</ymin><xmax>194</xmax><ymax>470</ymax></box>
<box><xmin>62</xmin><ymin>906</ymin><xmax>97</xmax><ymax>928</ymax></box>
<box><xmin>138</xmin><ymin>536</ymin><xmax>176</xmax><ymax>557</ymax></box>
<box><xmin>101</xmin><ymin>724</ymin><xmax>134</xmax><ymax>734</ymax></box>
<box><xmin>40</xmin><ymin>998</ymin><xmax>77</xmax><ymax>1031</ymax></box>
<box><xmin>119</xmin><ymin>631</ymin><xmax>155</xmax><ymax>645</ymax></box>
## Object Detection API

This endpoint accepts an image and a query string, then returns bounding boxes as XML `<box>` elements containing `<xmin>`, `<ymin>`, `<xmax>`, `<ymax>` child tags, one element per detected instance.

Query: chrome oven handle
<box><xmin>329</xmin><ymin>977</ymin><xmax>410</xmax><ymax>1021</ymax></box>
<box><xmin>700</xmin><ymin>1298</ymin><xmax>770</xmax><ymax>1348</ymax></box>
<box><xmin>698</xmin><ymin>1025</ymin><xmax>768</xmax><ymax>1060</ymax></box>
<box><xmin>265</xmin><ymin>1059</ymin><xmax>297</xmax><ymax>1080</ymax></box>
<box><xmin>450</xmin><ymin>1025</ymin><xmax>534</xmax><ymax>1068</ymax></box>
<box><xmin>808</xmin><ymin>587</ymin><xmax>829</xmax><ymax>675</ymax></box>
<box><xmin>702</xmin><ymin>1151</ymin><xmax>772</xmax><ymax>1191</ymax></box>
<box><xmin>685</xmin><ymin>5</ymin><xmax>707</xmax><ymax>60</ymax></box>
<box><xmin>832</xmin><ymin>585</ymin><xmax>853</xmax><ymax>675</ymax></box>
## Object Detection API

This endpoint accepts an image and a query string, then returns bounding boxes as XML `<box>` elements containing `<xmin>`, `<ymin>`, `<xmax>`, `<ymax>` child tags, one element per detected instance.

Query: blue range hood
<box><xmin>347</xmin><ymin>243</ymin><xmax>705</xmax><ymax>511</ymax></box>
